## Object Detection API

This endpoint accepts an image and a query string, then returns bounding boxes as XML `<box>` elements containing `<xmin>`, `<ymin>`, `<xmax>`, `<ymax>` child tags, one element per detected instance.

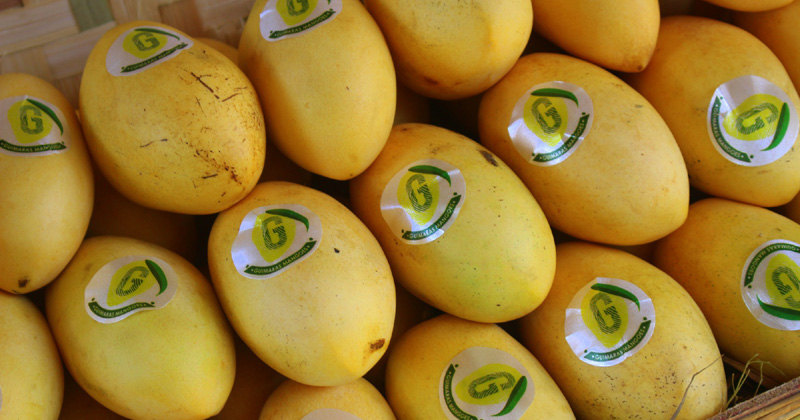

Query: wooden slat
<box><xmin>69</xmin><ymin>0</ymin><xmax>115</xmax><ymax>31</ymax></box>
<box><xmin>0</xmin><ymin>0</ymin><xmax>79</xmax><ymax>55</ymax></box>
<box><xmin>194</xmin><ymin>0</ymin><xmax>250</xmax><ymax>45</ymax></box>
<box><xmin>158</xmin><ymin>0</ymin><xmax>202</xmax><ymax>36</ymax></box>
<box><xmin>42</xmin><ymin>21</ymin><xmax>114</xmax><ymax>79</ymax></box>
<box><xmin>0</xmin><ymin>0</ymin><xmax>22</xmax><ymax>12</ymax></box>
<box><xmin>0</xmin><ymin>46</ymin><xmax>54</xmax><ymax>81</ymax></box>
<box><xmin>107</xmin><ymin>0</ymin><xmax>160</xmax><ymax>23</ymax></box>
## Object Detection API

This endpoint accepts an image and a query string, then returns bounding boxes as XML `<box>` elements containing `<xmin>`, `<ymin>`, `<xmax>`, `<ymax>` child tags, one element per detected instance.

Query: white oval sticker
<box><xmin>741</xmin><ymin>239</ymin><xmax>800</xmax><ymax>331</ymax></box>
<box><xmin>507</xmin><ymin>81</ymin><xmax>593</xmax><ymax>166</ymax></box>
<box><xmin>106</xmin><ymin>26</ymin><xmax>193</xmax><ymax>77</ymax></box>
<box><xmin>84</xmin><ymin>256</ymin><xmax>178</xmax><ymax>324</ymax></box>
<box><xmin>380</xmin><ymin>159</ymin><xmax>466</xmax><ymax>245</ymax></box>
<box><xmin>301</xmin><ymin>408</ymin><xmax>363</xmax><ymax>420</ymax></box>
<box><xmin>439</xmin><ymin>346</ymin><xmax>534</xmax><ymax>420</ymax></box>
<box><xmin>565</xmin><ymin>278</ymin><xmax>656</xmax><ymax>367</ymax></box>
<box><xmin>259</xmin><ymin>0</ymin><xmax>343</xmax><ymax>42</ymax></box>
<box><xmin>707</xmin><ymin>75</ymin><xmax>798</xmax><ymax>166</ymax></box>
<box><xmin>0</xmin><ymin>96</ymin><xmax>70</xmax><ymax>156</ymax></box>
<box><xmin>231</xmin><ymin>204</ymin><xmax>322</xmax><ymax>279</ymax></box>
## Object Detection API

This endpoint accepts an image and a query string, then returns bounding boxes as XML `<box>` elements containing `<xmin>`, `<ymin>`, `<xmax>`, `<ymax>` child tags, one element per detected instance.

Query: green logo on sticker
<box><xmin>264</xmin><ymin>0</ymin><xmax>339</xmax><ymax>40</ymax></box>
<box><xmin>245</xmin><ymin>209</ymin><xmax>318</xmax><ymax>276</ymax></box>
<box><xmin>119</xmin><ymin>28</ymin><xmax>189</xmax><ymax>73</ymax></box>
<box><xmin>397</xmin><ymin>165</ymin><xmax>461</xmax><ymax>241</ymax></box>
<box><xmin>88</xmin><ymin>259</ymin><xmax>168</xmax><ymax>319</ymax></box>
<box><xmin>743</xmin><ymin>241</ymin><xmax>800</xmax><ymax>323</ymax></box>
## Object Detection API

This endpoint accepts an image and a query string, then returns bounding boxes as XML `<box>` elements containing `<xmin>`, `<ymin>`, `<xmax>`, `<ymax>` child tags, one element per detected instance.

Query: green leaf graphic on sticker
<box><xmin>107</xmin><ymin>260</ymin><xmax>158</xmax><ymax>307</ymax></box>
<box><xmin>277</xmin><ymin>0</ymin><xmax>318</xmax><ymax>26</ymax></box>
<box><xmin>582</xmin><ymin>288</ymin><xmax>629</xmax><ymax>349</ymax></box>
<box><xmin>456</xmin><ymin>363</ymin><xmax>524</xmax><ymax>408</ymax></box>
<box><xmin>123</xmin><ymin>29</ymin><xmax>168</xmax><ymax>59</ymax></box>
<box><xmin>723</xmin><ymin>94</ymin><xmax>783</xmax><ymax>142</ymax></box>
<box><xmin>523</xmin><ymin>93</ymin><xmax>568</xmax><ymax>147</ymax></box>
<box><xmin>494</xmin><ymin>376</ymin><xmax>527</xmax><ymax>417</ymax></box>
<box><xmin>8</xmin><ymin>99</ymin><xmax>58</xmax><ymax>144</ymax></box>
<box><xmin>765</xmin><ymin>254</ymin><xmax>800</xmax><ymax>312</ymax></box>
<box><xmin>398</xmin><ymin>166</ymin><xmax>445</xmax><ymax>226</ymax></box>
<box><xmin>758</xmin><ymin>296</ymin><xmax>800</xmax><ymax>321</ymax></box>
<box><xmin>252</xmin><ymin>209</ymin><xmax>305</xmax><ymax>263</ymax></box>
<box><xmin>763</xmin><ymin>102</ymin><xmax>790</xmax><ymax>151</ymax></box>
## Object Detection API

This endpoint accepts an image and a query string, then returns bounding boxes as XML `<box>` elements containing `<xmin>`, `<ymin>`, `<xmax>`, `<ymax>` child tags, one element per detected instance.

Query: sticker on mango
<box><xmin>84</xmin><ymin>256</ymin><xmax>178</xmax><ymax>324</ymax></box>
<box><xmin>106</xmin><ymin>26</ymin><xmax>193</xmax><ymax>77</ymax></box>
<box><xmin>439</xmin><ymin>347</ymin><xmax>535</xmax><ymax>420</ymax></box>
<box><xmin>232</xmin><ymin>204</ymin><xmax>322</xmax><ymax>279</ymax></box>
<box><xmin>0</xmin><ymin>96</ymin><xmax>70</xmax><ymax>156</ymax></box>
<box><xmin>707</xmin><ymin>75</ymin><xmax>799</xmax><ymax>166</ymax></box>
<box><xmin>259</xmin><ymin>0</ymin><xmax>343</xmax><ymax>41</ymax></box>
<box><xmin>565</xmin><ymin>278</ymin><xmax>656</xmax><ymax>367</ymax></box>
<box><xmin>742</xmin><ymin>239</ymin><xmax>800</xmax><ymax>331</ymax></box>
<box><xmin>381</xmin><ymin>159</ymin><xmax>466</xmax><ymax>245</ymax></box>
<box><xmin>508</xmin><ymin>81</ymin><xmax>593</xmax><ymax>166</ymax></box>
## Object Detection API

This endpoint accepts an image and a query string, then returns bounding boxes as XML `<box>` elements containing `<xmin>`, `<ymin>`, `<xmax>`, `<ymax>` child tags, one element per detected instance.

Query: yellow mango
<box><xmin>702</xmin><ymin>0</ymin><xmax>793</xmax><ymax>12</ymax></box>
<box><xmin>259</xmin><ymin>378</ymin><xmax>396</xmax><ymax>419</ymax></box>
<box><xmin>733</xmin><ymin>1</ymin><xmax>800</xmax><ymax>89</ymax></box>
<box><xmin>350</xmin><ymin>123</ymin><xmax>555</xmax><ymax>323</ymax></box>
<box><xmin>239</xmin><ymin>0</ymin><xmax>395</xmax><ymax>180</ymax></box>
<box><xmin>208</xmin><ymin>181</ymin><xmax>395</xmax><ymax>386</ymax></box>
<box><xmin>363</xmin><ymin>0</ymin><xmax>532</xmax><ymax>100</ymax></box>
<box><xmin>80</xmin><ymin>21</ymin><xmax>265</xmax><ymax>215</ymax></box>
<box><xmin>653</xmin><ymin>198</ymin><xmax>800</xmax><ymax>380</ymax></box>
<box><xmin>530</xmin><ymin>0</ymin><xmax>659</xmax><ymax>72</ymax></box>
<box><xmin>519</xmin><ymin>242</ymin><xmax>726</xmax><ymax>419</ymax></box>
<box><xmin>625</xmin><ymin>15</ymin><xmax>800</xmax><ymax>207</ymax></box>
<box><xmin>479</xmin><ymin>53</ymin><xmax>689</xmax><ymax>245</ymax></box>
<box><xmin>45</xmin><ymin>236</ymin><xmax>235</xmax><ymax>419</ymax></box>
<box><xmin>385</xmin><ymin>314</ymin><xmax>574</xmax><ymax>420</ymax></box>
<box><xmin>0</xmin><ymin>291</ymin><xmax>63</xmax><ymax>420</ymax></box>
<box><xmin>0</xmin><ymin>73</ymin><xmax>93</xmax><ymax>294</ymax></box>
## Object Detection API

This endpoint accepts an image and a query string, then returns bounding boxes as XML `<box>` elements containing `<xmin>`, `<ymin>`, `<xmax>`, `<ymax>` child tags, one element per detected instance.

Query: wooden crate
<box><xmin>0</xmin><ymin>0</ymin><xmax>253</xmax><ymax>108</ymax></box>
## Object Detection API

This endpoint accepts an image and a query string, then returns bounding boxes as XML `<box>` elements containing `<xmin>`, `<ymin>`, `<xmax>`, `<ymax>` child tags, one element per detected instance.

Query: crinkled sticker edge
<box><xmin>706</xmin><ymin>74</ymin><xmax>799</xmax><ymax>167</ymax></box>
<box><xmin>507</xmin><ymin>81</ymin><xmax>593</xmax><ymax>167</ymax></box>
<box><xmin>301</xmin><ymin>408</ymin><xmax>363</xmax><ymax>420</ymax></box>
<box><xmin>380</xmin><ymin>159</ymin><xmax>466</xmax><ymax>245</ymax></box>
<box><xmin>231</xmin><ymin>204</ymin><xmax>322</xmax><ymax>280</ymax></box>
<box><xmin>565</xmin><ymin>277</ymin><xmax>656</xmax><ymax>367</ymax></box>
<box><xmin>106</xmin><ymin>26</ymin><xmax>194</xmax><ymax>77</ymax></box>
<box><xmin>741</xmin><ymin>239</ymin><xmax>800</xmax><ymax>331</ymax></box>
<box><xmin>84</xmin><ymin>255</ymin><xmax>178</xmax><ymax>324</ymax></box>
<box><xmin>259</xmin><ymin>0</ymin><xmax>343</xmax><ymax>42</ymax></box>
<box><xmin>438</xmin><ymin>346</ymin><xmax>535</xmax><ymax>420</ymax></box>
<box><xmin>0</xmin><ymin>96</ymin><xmax>70</xmax><ymax>156</ymax></box>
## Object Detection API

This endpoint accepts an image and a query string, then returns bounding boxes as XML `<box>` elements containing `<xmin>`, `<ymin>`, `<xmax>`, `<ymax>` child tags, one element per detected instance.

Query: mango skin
<box><xmin>0</xmin><ymin>73</ymin><xmax>94</xmax><ymax>294</ymax></box>
<box><xmin>364</xmin><ymin>0</ymin><xmax>532</xmax><ymax>100</ymax></box>
<box><xmin>208</xmin><ymin>182</ymin><xmax>396</xmax><ymax>387</ymax></box>
<box><xmin>733</xmin><ymin>2</ymin><xmax>800</xmax><ymax>89</ymax></box>
<box><xmin>530</xmin><ymin>0</ymin><xmax>659</xmax><ymax>72</ymax></box>
<box><xmin>385</xmin><ymin>314</ymin><xmax>575</xmax><ymax>420</ymax></box>
<box><xmin>703</xmin><ymin>0</ymin><xmax>793</xmax><ymax>12</ymax></box>
<box><xmin>653</xmin><ymin>198</ymin><xmax>800</xmax><ymax>381</ymax></box>
<box><xmin>349</xmin><ymin>123</ymin><xmax>556</xmax><ymax>323</ymax></box>
<box><xmin>259</xmin><ymin>378</ymin><xmax>396</xmax><ymax>420</ymax></box>
<box><xmin>479</xmin><ymin>53</ymin><xmax>689</xmax><ymax>246</ymax></box>
<box><xmin>625</xmin><ymin>15</ymin><xmax>800</xmax><ymax>207</ymax></box>
<box><xmin>80</xmin><ymin>21</ymin><xmax>265</xmax><ymax>215</ymax></box>
<box><xmin>45</xmin><ymin>236</ymin><xmax>236</xmax><ymax>420</ymax></box>
<box><xmin>239</xmin><ymin>0</ymin><xmax>395</xmax><ymax>180</ymax></box>
<box><xmin>0</xmin><ymin>291</ymin><xmax>63</xmax><ymax>420</ymax></box>
<box><xmin>519</xmin><ymin>242</ymin><xmax>726</xmax><ymax>420</ymax></box>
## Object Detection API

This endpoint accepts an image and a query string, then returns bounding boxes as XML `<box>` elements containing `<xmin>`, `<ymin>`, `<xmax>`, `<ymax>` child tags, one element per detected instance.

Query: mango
<box><xmin>479</xmin><ymin>52</ymin><xmax>689</xmax><ymax>245</ymax></box>
<box><xmin>259</xmin><ymin>378</ymin><xmax>396</xmax><ymax>419</ymax></box>
<box><xmin>0</xmin><ymin>73</ymin><xmax>93</xmax><ymax>294</ymax></box>
<box><xmin>80</xmin><ymin>21</ymin><xmax>265</xmax><ymax>215</ymax></box>
<box><xmin>653</xmin><ymin>198</ymin><xmax>800</xmax><ymax>381</ymax></box>
<box><xmin>519</xmin><ymin>242</ymin><xmax>726</xmax><ymax>419</ymax></box>
<box><xmin>364</xmin><ymin>0</ymin><xmax>532</xmax><ymax>100</ymax></box>
<box><xmin>238</xmin><ymin>0</ymin><xmax>395</xmax><ymax>180</ymax></box>
<box><xmin>45</xmin><ymin>236</ymin><xmax>235</xmax><ymax>419</ymax></box>
<box><xmin>530</xmin><ymin>0</ymin><xmax>659</xmax><ymax>72</ymax></box>
<box><xmin>350</xmin><ymin>123</ymin><xmax>555</xmax><ymax>323</ymax></box>
<box><xmin>625</xmin><ymin>15</ymin><xmax>800</xmax><ymax>207</ymax></box>
<box><xmin>208</xmin><ymin>181</ymin><xmax>396</xmax><ymax>386</ymax></box>
<box><xmin>702</xmin><ymin>0</ymin><xmax>793</xmax><ymax>12</ymax></box>
<box><xmin>0</xmin><ymin>291</ymin><xmax>63</xmax><ymax>420</ymax></box>
<box><xmin>385</xmin><ymin>314</ymin><xmax>574</xmax><ymax>420</ymax></box>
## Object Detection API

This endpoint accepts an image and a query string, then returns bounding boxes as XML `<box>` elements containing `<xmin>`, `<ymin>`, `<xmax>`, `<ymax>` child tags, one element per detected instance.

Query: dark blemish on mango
<box><xmin>369</xmin><ymin>339</ymin><xmax>386</xmax><ymax>351</ymax></box>
<box><xmin>18</xmin><ymin>277</ymin><xmax>29</xmax><ymax>289</ymax></box>
<box><xmin>479</xmin><ymin>149</ymin><xmax>498</xmax><ymax>167</ymax></box>
<box><xmin>334</xmin><ymin>248</ymin><xmax>340</xmax><ymax>254</ymax></box>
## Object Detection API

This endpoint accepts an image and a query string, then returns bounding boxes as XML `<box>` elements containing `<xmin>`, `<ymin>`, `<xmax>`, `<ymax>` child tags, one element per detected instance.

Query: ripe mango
<box><xmin>259</xmin><ymin>378</ymin><xmax>395</xmax><ymax>419</ymax></box>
